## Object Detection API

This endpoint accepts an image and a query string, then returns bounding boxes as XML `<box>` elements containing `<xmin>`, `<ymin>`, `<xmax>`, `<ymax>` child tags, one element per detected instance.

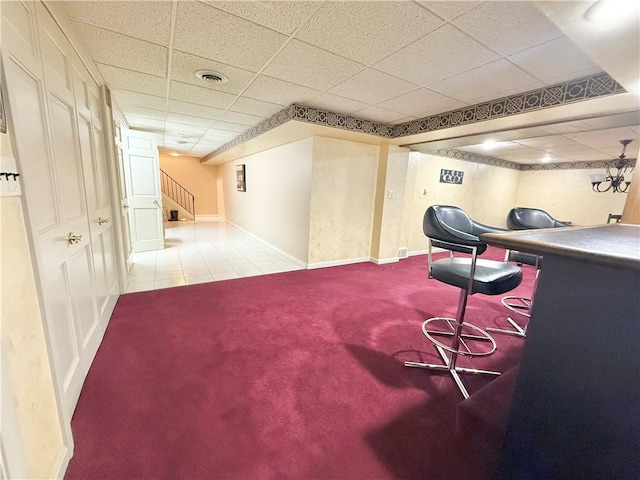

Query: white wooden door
<box><xmin>123</xmin><ymin>129</ymin><xmax>164</xmax><ymax>252</ymax></box>
<box><xmin>1</xmin><ymin>1</ymin><xmax>116</xmax><ymax>418</ymax></box>
<box><xmin>113</xmin><ymin>114</ymin><xmax>133</xmax><ymax>271</ymax></box>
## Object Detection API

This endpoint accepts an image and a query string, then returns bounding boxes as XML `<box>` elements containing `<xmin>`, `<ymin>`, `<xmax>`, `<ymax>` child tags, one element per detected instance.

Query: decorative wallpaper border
<box><xmin>425</xmin><ymin>148</ymin><xmax>637</xmax><ymax>171</ymax></box>
<box><xmin>207</xmin><ymin>72</ymin><xmax>626</xmax><ymax>159</ymax></box>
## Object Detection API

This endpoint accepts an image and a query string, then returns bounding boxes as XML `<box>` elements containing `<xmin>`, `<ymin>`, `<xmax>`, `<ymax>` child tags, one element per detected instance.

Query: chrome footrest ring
<box><xmin>501</xmin><ymin>295</ymin><xmax>532</xmax><ymax>318</ymax></box>
<box><xmin>422</xmin><ymin>317</ymin><xmax>497</xmax><ymax>357</ymax></box>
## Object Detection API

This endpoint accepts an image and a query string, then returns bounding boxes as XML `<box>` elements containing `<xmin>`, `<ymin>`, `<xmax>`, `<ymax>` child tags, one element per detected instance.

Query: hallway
<box><xmin>125</xmin><ymin>220</ymin><xmax>304</xmax><ymax>293</ymax></box>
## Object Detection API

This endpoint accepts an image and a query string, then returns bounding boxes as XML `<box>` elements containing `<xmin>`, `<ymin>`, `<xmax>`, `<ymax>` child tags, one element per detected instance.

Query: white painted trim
<box><xmin>194</xmin><ymin>214</ymin><xmax>220</xmax><ymax>221</ymax></box>
<box><xmin>220</xmin><ymin>217</ymin><xmax>307</xmax><ymax>268</ymax></box>
<box><xmin>307</xmin><ymin>257</ymin><xmax>370</xmax><ymax>269</ymax></box>
<box><xmin>370</xmin><ymin>257</ymin><xmax>400</xmax><ymax>265</ymax></box>
<box><xmin>407</xmin><ymin>247</ymin><xmax>445</xmax><ymax>257</ymax></box>
<box><xmin>51</xmin><ymin>446</ymin><xmax>71</xmax><ymax>480</ymax></box>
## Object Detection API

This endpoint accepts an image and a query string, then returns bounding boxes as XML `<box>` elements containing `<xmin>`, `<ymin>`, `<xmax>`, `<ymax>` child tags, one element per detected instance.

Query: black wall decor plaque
<box><xmin>440</xmin><ymin>169</ymin><xmax>464</xmax><ymax>184</ymax></box>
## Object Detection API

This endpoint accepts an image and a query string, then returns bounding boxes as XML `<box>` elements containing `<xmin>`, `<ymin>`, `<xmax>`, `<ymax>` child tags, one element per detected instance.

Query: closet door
<box><xmin>2</xmin><ymin>1</ymin><xmax>116</xmax><ymax>418</ymax></box>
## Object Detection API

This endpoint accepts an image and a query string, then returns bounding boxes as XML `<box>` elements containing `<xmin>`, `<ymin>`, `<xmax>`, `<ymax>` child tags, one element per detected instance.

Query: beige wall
<box><xmin>516</xmin><ymin>168</ymin><xmax>627</xmax><ymax>226</ymax></box>
<box><xmin>1</xmin><ymin>130</ymin><xmax>64</xmax><ymax>478</ymax></box>
<box><xmin>400</xmin><ymin>153</ymin><xmax>521</xmax><ymax>254</ymax></box>
<box><xmin>159</xmin><ymin>154</ymin><xmax>218</xmax><ymax>215</ymax></box>
<box><xmin>219</xmin><ymin>138</ymin><xmax>313</xmax><ymax>262</ymax></box>
<box><xmin>308</xmin><ymin>137</ymin><xmax>379</xmax><ymax>266</ymax></box>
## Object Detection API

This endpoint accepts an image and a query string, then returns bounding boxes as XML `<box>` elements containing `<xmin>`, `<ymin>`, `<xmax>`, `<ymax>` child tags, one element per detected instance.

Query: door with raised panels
<box><xmin>123</xmin><ymin>129</ymin><xmax>164</xmax><ymax>252</ymax></box>
<box><xmin>1</xmin><ymin>0</ymin><xmax>117</xmax><ymax>418</ymax></box>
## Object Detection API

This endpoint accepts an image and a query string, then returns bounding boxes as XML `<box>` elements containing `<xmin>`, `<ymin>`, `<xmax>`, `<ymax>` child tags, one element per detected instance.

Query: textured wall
<box><xmin>159</xmin><ymin>154</ymin><xmax>218</xmax><ymax>215</ymax></box>
<box><xmin>400</xmin><ymin>152</ymin><xmax>520</xmax><ymax>254</ymax></box>
<box><xmin>219</xmin><ymin>138</ymin><xmax>313</xmax><ymax>262</ymax></box>
<box><xmin>308</xmin><ymin>137</ymin><xmax>379</xmax><ymax>266</ymax></box>
<box><xmin>516</xmin><ymin>168</ymin><xmax>627</xmax><ymax>226</ymax></box>
<box><xmin>1</xmin><ymin>131</ymin><xmax>64</xmax><ymax>478</ymax></box>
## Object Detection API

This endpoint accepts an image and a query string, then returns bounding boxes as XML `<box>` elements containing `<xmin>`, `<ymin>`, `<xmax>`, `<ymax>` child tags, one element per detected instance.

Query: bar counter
<box><xmin>481</xmin><ymin>224</ymin><xmax>640</xmax><ymax>479</ymax></box>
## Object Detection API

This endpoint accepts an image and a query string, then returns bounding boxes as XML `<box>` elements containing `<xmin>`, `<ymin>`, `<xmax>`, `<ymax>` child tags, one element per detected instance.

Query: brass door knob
<box><xmin>67</xmin><ymin>232</ymin><xmax>83</xmax><ymax>245</ymax></box>
<box><xmin>98</xmin><ymin>217</ymin><xmax>110</xmax><ymax>225</ymax></box>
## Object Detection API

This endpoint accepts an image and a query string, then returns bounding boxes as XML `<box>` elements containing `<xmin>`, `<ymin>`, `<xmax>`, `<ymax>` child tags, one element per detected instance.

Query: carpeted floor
<box><xmin>65</xmin><ymin>248</ymin><xmax>536</xmax><ymax>479</ymax></box>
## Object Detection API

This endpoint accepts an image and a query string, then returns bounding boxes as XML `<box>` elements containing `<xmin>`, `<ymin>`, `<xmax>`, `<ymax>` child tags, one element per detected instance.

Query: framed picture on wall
<box><xmin>236</xmin><ymin>164</ymin><xmax>246</xmax><ymax>192</ymax></box>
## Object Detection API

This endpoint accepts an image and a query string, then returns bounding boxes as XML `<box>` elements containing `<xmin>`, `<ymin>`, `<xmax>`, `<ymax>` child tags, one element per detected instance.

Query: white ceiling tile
<box><xmin>209</xmin><ymin>121</ymin><xmax>249</xmax><ymax>133</ymax></box>
<box><xmin>63</xmin><ymin>1</ymin><xmax>172</xmax><ymax>46</ymax></box>
<box><xmin>121</xmin><ymin>105</ymin><xmax>165</xmax><ymax>121</ymax></box>
<box><xmin>70</xmin><ymin>21</ymin><xmax>168</xmax><ymax>77</ymax></box>
<box><xmin>190</xmin><ymin>146</ymin><xmax>218</xmax><ymax>156</ymax></box>
<box><xmin>428</xmin><ymin>59</ymin><xmax>544</xmax><ymax>104</ymax></box>
<box><xmin>452</xmin><ymin>2</ymin><xmax>564</xmax><ymax>56</ymax></box>
<box><xmin>329</xmin><ymin>69</ymin><xmax>418</xmax><ymax>105</ymax></box>
<box><xmin>166</xmin><ymin>113</ymin><xmax>215</xmax><ymax>128</ymax></box>
<box><xmin>243</xmin><ymin>75</ymin><xmax>320</xmax><ymax>106</ymax></box>
<box><xmin>125</xmin><ymin>116</ymin><xmax>164</xmax><ymax>130</ymax></box>
<box><xmin>97</xmin><ymin>64</ymin><xmax>167</xmax><ymax>97</ymax></box>
<box><xmin>170</xmin><ymin>51</ymin><xmax>257</xmax><ymax>95</ymax></box>
<box><xmin>374</xmin><ymin>24</ymin><xmax>500</xmax><ymax>86</ymax></box>
<box><xmin>204</xmin><ymin>129</ymin><xmax>238</xmax><ymax>142</ymax></box>
<box><xmin>378</xmin><ymin>88</ymin><xmax>467</xmax><ymax>117</ymax></box>
<box><xmin>229</xmin><ymin>97</ymin><xmax>284</xmax><ymax>117</ymax></box>
<box><xmin>169</xmin><ymin>81</ymin><xmax>237</xmax><ymax>109</ymax></box>
<box><xmin>112</xmin><ymin>90</ymin><xmax>166</xmax><ymax>111</ymax></box>
<box><xmin>263</xmin><ymin>40</ymin><xmax>365</xmax><ymax>91</ymax></box>
<box><xmin>516</xmin><ymin>135</ymin><xmax>580</xmax><ymax>148</ymax></box>
<box><xmin>509</xmin><ymin>36</ymin><xmax>602</xmax><ymax>85</ymax></box>
<box><xmin>565</xmin><ymin>127</ymin><xmax>640</xmax><ymax>148</ymax></box>
<box><xmin>297</xmin><ymin>1</ymin><xmax>444</xmax><ymax>65</ymax></box>
<box><xmin>303</xmin><ymin>93</ymin><xmax>370</xmax><ymax>115</ymax></box>
<box><xmin>417</xmin><ymin>1</ymin><xmax>482</xmax><ymax>21</ymax></box>
<box><xmin>353</xmin><ymin>106</ymin><xmax>407</xmax><ymax>123</ymax></box>
<box><xmin>173</xmin><ymin>2</ymin><xmax>287</xmax><ymax>72</ymax></box>
<box><xmin>201</xmin><ymin>1</ymin><xmax>319</xmax><ymax>35</ymax></box>
<box><xmin>167</xmin><ymin>100</ymin><xmax>225</xmax><ymax>120</ymax></box>
<box><xmin>391</xmin><ymin>116</ymin><xmax>417</xmax><ymax>125</ymax></box>
<box><xmin>218</xmin><ymin>111</ymin><xmax>265</xmax><ymax>126</ymax></box>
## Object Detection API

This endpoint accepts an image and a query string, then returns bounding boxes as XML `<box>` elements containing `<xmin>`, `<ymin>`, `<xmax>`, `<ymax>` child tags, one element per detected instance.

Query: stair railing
<box><xmin>160</xmin><ymin>169</ymin><xmax>195</xmax><ymax>217</ymax></box>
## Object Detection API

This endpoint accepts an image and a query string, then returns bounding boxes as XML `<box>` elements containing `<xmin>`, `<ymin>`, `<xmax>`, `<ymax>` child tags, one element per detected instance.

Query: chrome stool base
<box><xmin>405</xmin><ymin>317</ymin><xmax>500</xmax><ymax>399</ymax></box>
<box><xmin>487</xmin><ymin>295</ymin><xmax>530</xmax><ymax>338</ymax></box>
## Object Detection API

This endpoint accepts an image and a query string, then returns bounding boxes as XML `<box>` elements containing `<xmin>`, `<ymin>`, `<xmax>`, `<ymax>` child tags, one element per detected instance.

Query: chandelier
<box><xmin>590</xmin><ymin>139</ymin><xmax>635</xmax><ymax>193</ymax></box>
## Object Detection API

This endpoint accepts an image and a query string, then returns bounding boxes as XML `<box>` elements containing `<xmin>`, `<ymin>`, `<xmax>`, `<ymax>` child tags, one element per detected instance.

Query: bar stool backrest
<box><xmin>507</xmin><ymin>207</ymin><xmax>571</xmax><ymax>230</ymax></box>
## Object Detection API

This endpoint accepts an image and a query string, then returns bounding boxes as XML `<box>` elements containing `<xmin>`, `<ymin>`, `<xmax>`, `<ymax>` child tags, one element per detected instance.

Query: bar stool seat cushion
<box><xmin>431</xmin><ymin>257</ymin><xmax>523</xmax><ymax>295</ymax></box>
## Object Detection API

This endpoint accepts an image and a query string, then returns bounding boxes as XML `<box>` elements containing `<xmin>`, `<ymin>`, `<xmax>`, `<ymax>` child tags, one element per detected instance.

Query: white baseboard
<box><xmin>53</xmin><ymin>446</ymin><xmax>71</xmax><ymax>479</ymax></box>
<box><xmin>408</xmin><ymin>249</ymin><xmax>428</xmax><ymax>257</ymax></box>
<box><xmin>194</xmin><ymin>214</ymin><xmax>220</xmax><ymax>222</ymax></box>
<box><xmin>307</xmin><ymin>257</ymin><xmax>370</xmax><ymax>269</ymax></box>
<box><xmin>370</xmin><ymin>256</ymin><xmax>400</xmax><ymax>265</ymax></box>
<box><xmin>220</xmin><ymin>218</ymin><xmax>307</xmax><ymax>268</ymax></box>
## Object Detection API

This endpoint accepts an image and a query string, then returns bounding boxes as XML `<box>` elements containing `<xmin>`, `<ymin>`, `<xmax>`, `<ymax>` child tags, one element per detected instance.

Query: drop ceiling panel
<box><xmin>428</xmin><ymin>59</ymin><xmax>543</xmax><ymax>104</ymax></box>
<box><xmin>374</xmin><ymin>24</ymin><xmax>500</xmax><ymax>86</ymax></box>
<box><xmin>210</xmin><ymin>121</ymin><xmax>250</xmax><ymax>134</ymax></box>
<box><xmin>263</xmin><ymin>40</ymin><xmax>365</xmax><ymax>91</ymax></box>
<box><xmin>218</xmin><ymin>110</ymin><xmax>265</xmax><ymax>126</ymax></box>
<box><xmin>516</xmin><ymin>135</ymin><xmax>581</xmax><ymax>148</ymax></box>
<box><xmin>452</xmin><ymin>2</ymin><xmax>564</xmax><ymax>56</ymax></box>
<box><xmin>201</xmin><ymin>1</ymin><xmax>320</xmax><ymax>35</ymax></box>
<box><xmin>167</xmin><ymin>100</ymin><xmax>225</xmax><ymax>120</ymax></box>
<box><xmin>170</xmin><ymin>51</ymin><xmax>257</xmax><ymax>95</ymax></box>
<box><xmin>353</xmin><ymin>106</ymin><xmax>406</xmax><ymax>123</ymax></box>
<box><xmin>565</xmin><ymin>127</ymin><xmax>640</xmax><ymax>148</ymax></box>
<box><xmin>63</xmin><ymin>1</ymin><xmax>172</xmax><ymax>45</ymax></box>
<box><xmin>204</xmin><ymin>130</ymin><xmax>238</xmax><ymax>142</ymax></box>
<box><xmin>173</xmin><ymin>2</ymin><xmax>287</xmax><ymax>72</ymax></box>
<box><xmin>122</xmin><ymin>105</ymin><xmax>165</xmax><ymax>121</ymax></box>
<box><xmin>417</xmin><ymin>1</ymin><xmax>482</xmax><ymax>21</ymax></box>
<box><xmin>97</xmin><ymin>64</ymin><xmax>167</xmax><ymax>97</ymax></box>
<box><xmin>243</xmin><ymin>75</ymin><xmax>320</xmax><ymax>106</ymax></box>
<box><xmin>125</xmin><ymin>116</ymin><xmax>164</xmax><ymax>130</ymax></box>
<box><xmin>508</xmin><ymin>36</ymin><xmax>602</xmax><ymax>85</ymax></box>
<box><xmin>329</xmin><ymin>68</ymin><xmax>418</xmax><ymax>105</ymax></box>
<box><xmin>228</xmin><ymin>97</ymin><xmax>284</xmax><ymax>117</ymax></box>
<box><xmin>70</xmin><ymin>21</ymin><xmax>168</xmax><ymax>77</ymax></box>
<box><xmin>296</xmin><ymin>1</ymin><xmax>444</xmax><ymax>65</ymax></box>
<box><xmin>112</xmin><ymin>90</ymin><xmax>167</xmax><ymax>111</ymax></box>
<box><xmin>304</xmin><ymin>93</ymin><xmax>370</xmax><ymax>115</ymax></box>
<box><xmin>166</xmin><ymin>113</ymin><xmax>215</xmax><ymax>128</ymax></box>
<box><xmin>169</xmin><ymin>81</ymin><xmax>237</xmax><ymax>109</ymax></box>
<box><xmin>378</xmin><ymin>88</ymin><xmax>467</xmax><ymax>117</ymax></box>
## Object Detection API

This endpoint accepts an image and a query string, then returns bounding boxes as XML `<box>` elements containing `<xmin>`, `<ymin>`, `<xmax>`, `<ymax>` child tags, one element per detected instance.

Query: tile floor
<box><xmin>125</xmin><ymin>220</ymin><xmax>304</xmax><ymax>293</ymax></box>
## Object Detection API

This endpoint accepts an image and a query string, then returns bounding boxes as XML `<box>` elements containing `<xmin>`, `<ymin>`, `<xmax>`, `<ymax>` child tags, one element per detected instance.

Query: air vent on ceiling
<box><xmin>195</xmin><ymin>70</ymin><xmax>228</xmax><ymax>84</ymax></box>
<box><xmin>175</xmin><ymin>140</ymin><xmax>189</xmax><ymax>145</ymax></box>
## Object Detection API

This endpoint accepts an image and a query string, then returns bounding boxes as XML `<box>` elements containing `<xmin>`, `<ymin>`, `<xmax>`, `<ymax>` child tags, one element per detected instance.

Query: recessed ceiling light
<box><xmin>170</xmin><ymin>152</ymin><xmax>180</xmax><ymax>157</ymax></box>
<box><xmin>195</xmin><ymin>70</ymin><xmax>228</xmax><ymax>84</ymax></box>
<box><xmin>585</xmin><ymin>0</ymin><xmax>638</xmax><ymax>22</ymax></box>
<box><xmin>541</xmin><ymin>154</ymin><xmax>551</xmax><ymax>163</ymax></box>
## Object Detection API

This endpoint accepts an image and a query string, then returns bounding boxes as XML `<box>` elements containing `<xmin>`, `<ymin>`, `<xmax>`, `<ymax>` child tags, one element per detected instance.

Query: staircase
<box><xmin>161</xmin><ymin>169</ymin><xmax>195</xmax><ymax>221</ymax></box>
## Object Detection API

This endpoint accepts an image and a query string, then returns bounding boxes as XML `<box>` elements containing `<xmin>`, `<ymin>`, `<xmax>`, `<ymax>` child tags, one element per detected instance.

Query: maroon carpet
<box><xmin>66</xmin><ymin>248</ymin><xmax>536</xmax><ymax>480</ymax></box>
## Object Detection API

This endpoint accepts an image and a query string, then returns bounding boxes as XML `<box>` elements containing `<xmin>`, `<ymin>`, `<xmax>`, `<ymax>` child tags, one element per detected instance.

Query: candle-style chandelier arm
<box><xmin>590</xmin><ymin>139</ymin><xmax>635</xmax><ymax>193</ymax></box>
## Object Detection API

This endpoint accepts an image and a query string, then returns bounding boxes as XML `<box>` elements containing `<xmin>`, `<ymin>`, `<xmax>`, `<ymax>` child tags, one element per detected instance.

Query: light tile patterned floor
<box><xmin>125</xmin><ymin>220</ymin><xmax>304</xmax><ymax>293</ymax></box>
